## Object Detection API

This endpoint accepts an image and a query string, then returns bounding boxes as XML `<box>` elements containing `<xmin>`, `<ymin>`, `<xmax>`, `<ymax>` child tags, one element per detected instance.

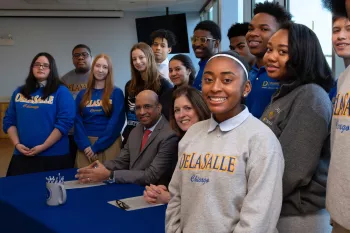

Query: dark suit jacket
<box><xmin>104</xmin><ymin>115</ymin><xmax>179</xmax><ymax>186</ymax></box>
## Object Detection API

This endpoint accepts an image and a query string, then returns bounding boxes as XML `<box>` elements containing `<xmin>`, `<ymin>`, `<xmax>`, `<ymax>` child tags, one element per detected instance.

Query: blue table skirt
<box><xmin>0</xmin><ymin>169</ymin><xmax>167</xmax><ymax>233</ymax></box>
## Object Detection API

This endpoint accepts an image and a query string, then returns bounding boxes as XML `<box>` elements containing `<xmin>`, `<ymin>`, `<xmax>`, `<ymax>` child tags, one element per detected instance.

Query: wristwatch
<box><xmin>106</xmin><ymin>170</ymin><xmax>115</xmax><ymax>184</ymax></box>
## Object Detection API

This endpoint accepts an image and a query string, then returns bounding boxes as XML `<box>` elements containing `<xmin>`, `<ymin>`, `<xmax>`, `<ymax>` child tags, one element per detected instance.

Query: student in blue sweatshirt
<box><xmin>74</xmin><ymin>54</ymin><xmax>125</xmax><ymax>168</ymax></box>
<box><xmin>261</xmin><ymin>22</ymin><xmax>334</xmax><ymax>233</ymax></box>
<box><xmin>3</xmin><ymin>52</ymin><xmax>75</xmax><ymax>176</ymax></box>
<box><xmin>245</xmin><ymin>1</ymin><xmax>292</xmax><ymax>118</ymax></box>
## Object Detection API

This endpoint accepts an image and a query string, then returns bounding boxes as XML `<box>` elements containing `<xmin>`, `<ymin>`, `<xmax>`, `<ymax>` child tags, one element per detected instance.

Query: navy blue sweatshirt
<box><xmin>3</xmin><ymin>85</ymin><xmax>75</xmax><ymax>156</ymax></box>
<box><xmin>74</xmin><ymin>87</ymin><xmax>125</xmax><ymax>153</ymax></box>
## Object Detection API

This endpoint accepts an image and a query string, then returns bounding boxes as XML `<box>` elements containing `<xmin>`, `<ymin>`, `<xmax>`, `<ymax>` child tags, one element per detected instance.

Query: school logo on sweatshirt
<box><xmin>262</xmin><ymin>81</ymin><xmax>279</xmax><ymax>90</ymax></box>
<box><xmin>179</xmin><ymin>152</ymin><xmax>237</xmax><ymax>173</ymax></box>
<box><xmin>15</xmin><ymin>93</ymin><xmax>54</xmax><ymax>105</ymax></box>
<box><xmin>333</xmin><ymin>92</ymin><xmax>350</xmax><ymax>117</ymax></box>
<box><xmin>66</xmin><ymin>84</ymin><xmax>87</xmax><ymax>92</ymax></box>
<box><xmin>262</xmin><ymin>107</ymin><xmax>281</xmax><ymax>126</ymax></box>
<box><xmin>85</xmin><ymin>99</ymin><xmax>112</xmax><ymax>107</ymax></box>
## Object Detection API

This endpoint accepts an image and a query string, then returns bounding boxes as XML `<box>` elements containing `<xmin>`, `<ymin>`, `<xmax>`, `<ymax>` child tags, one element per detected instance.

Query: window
<box><xmin>200</xmin><ymin>0</ymin><xmax>218</xmax><ymax>23</ymax></box>
<box><xmin>288</xmin><ymin>0</ymin><xmax>332</xmax><ymax>68</ymax></box>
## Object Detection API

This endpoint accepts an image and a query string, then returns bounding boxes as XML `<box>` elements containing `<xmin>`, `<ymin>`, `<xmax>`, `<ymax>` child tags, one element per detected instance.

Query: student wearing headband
<box><xmin>260</xmin><ymin>22</ymin><xmax>333</xmax><ymax>233</ymax></box>
<box><xmin>166</xmin><ymin>51</ymin><xmax>284</xmax><ymax>233</ymax></box>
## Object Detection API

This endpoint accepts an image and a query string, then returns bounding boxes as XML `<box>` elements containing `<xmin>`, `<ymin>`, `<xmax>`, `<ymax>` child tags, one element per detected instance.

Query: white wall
<box><xmin>0</xmin><ymin>12</ymin><xmax>200</xmax><ymax>98</ymax></box>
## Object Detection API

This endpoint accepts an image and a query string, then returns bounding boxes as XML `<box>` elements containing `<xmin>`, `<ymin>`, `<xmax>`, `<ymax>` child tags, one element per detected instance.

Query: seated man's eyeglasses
<box><xmin>33</xmin><ymin>62</ymin><xmax>50</xmax><ymax>69</ymax></box>
<box><xmin>135</xmin><ymin>104</ymin><xmax>154</xmax><ymax>112</ymax></box>
<box><xmin>73</xmin><ymin>52</ymin><xmax>90</xmax><ymax>59</ymax></box>
<box><xmin>191</xmin><ymin>36</ymin><xmax>216</xmax><ymax>45</ymax></box>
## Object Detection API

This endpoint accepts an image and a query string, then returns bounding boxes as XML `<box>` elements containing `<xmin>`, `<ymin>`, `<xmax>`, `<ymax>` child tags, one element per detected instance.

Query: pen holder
<box><xmin>46</xmin><ymin>182</ymin><xmax>67</xmax><ymax>206</ymax></box>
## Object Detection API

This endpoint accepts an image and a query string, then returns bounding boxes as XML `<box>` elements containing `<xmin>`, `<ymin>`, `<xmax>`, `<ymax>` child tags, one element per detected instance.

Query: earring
<box><xmin>243</xmin><ymin>93</ymin><xmax>247</xmax><ymax>97</ymax></box>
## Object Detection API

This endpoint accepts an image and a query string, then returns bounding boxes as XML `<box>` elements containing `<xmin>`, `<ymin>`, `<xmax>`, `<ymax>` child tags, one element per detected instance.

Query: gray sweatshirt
<box><xmin>327</xmin><ymin>66</ymin><xmax>350</xmax><ymax>230</ymax></box>
<box><xmin>61</xmin><ymin>69</ymin><xmax>89</xmax><ymax>99</ymax></box>
<box><xmin>261</xmin><ymin>82</ymin><xmax>332</xmax><ymax>215</ymax></box>
<box><xmin>166</xmin><ymin>107</ymin><xmax>284</xmax><ymax>233</ymax></box>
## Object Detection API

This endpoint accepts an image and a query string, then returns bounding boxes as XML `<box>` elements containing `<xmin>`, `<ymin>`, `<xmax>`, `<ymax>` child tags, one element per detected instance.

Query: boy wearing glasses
<box><xmin>227</xmin><ymin>22</ymin><xmax>255</xmax><ymax>69</ymax></box>
<box><xmin>150</xmin><ymin>29</ymin><xmax>176</xmax><ymax>81</ymax></box>
<box><xmin>191</xmin><ymin>20</ymin><xmax>221</xmax><ymax>91</ymax></box>
<box><xmin>245</xmin><ymin>1</ymin><xmax>291</xmax><ymax>118</ymax></box>
<box><xmin>61</xmin><ymin>44</ymin><xmax>92</xmax><ymax>99</ymax></box>
<box><xmin>322</xmin><ymin>1</ymin><xmax>350</xmax><ymax>232</ymax></box>
<box><xmin>61</xmin><ymin>44</ymin><xmax>92</xmax><ymax>167</ymax></box>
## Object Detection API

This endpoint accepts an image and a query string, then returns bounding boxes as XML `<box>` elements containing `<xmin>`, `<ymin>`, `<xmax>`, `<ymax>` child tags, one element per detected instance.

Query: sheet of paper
<box><xmin>64</xmin><ymin>180</ymin><xmax>106</xmax><ymax>189</ymax></box>
<box><xmin>108</xmin><ymin>195</ymin><xmax>164</xmax><ymax>211</ymax></box>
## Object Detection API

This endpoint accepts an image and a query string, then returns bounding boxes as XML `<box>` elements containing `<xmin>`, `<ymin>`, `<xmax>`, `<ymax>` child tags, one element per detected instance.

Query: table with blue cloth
<box><xmin>0</xmin><ymin>169</ymin><xmax>166</xmax><ymax>233</ymax></box>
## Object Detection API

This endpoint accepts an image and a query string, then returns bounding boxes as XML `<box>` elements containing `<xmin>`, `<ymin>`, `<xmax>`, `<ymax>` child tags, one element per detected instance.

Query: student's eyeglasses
<box><xmin>73</xmin><ymin>52</ymin><xmax>90</xmax><ymax>59</ymax></box>
<box><xmin>115</xmin><ymin>200</ymin><xmax>130</xmax><ymax>210</ymax></box>
<box><xmin>33</xmin><ymin>62</ymin><xmax>50</xmax><ymax>69</ymax></box>
<box><xmin>191</xmin><ymin>36</ymin><xmax>216</xmax><ymax>45</ymax></box>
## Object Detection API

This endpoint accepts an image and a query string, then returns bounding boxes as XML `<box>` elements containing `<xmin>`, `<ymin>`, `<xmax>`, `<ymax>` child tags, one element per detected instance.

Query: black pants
<box><xmin>6</xmin><ymin>154</ymin><xmax>71</xmax><ymax>176</ymax></box>
<box><xmin>68</xmin><ymin>134</ymin><xmax>77</xmax><ymax>167</ymax></box>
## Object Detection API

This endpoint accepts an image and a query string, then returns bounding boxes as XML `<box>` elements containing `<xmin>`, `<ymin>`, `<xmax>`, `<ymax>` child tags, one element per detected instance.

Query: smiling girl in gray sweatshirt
<box><xmin>166</xmin><ymin>51</ymin><xmax>284</xmax><ymax>233</ymax></box>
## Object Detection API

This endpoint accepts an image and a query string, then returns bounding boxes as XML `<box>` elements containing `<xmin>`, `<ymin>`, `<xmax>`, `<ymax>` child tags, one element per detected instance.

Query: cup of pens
<box><xmin>46</xmin><ymin>173</ymin><xmax>66</xmax><ymax>206</ymax></box>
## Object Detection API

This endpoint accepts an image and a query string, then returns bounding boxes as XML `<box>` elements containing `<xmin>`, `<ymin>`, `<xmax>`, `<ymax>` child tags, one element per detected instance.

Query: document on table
<box><xmin>108</xmin><ymin>196</ymin><xmax>164</xmax><ymax>211</ymax></box>
<box><xmin>64</xmin><ymin>180</ymin><xmax>106</xmax><ymax>189</ymax></box>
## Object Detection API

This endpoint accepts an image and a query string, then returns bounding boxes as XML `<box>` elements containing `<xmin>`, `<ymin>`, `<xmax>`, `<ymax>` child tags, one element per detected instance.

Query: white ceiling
<box><xmin>0</xmin><ymin>0</ymin><xmax>206</xmax><ymax>12</ymax></box>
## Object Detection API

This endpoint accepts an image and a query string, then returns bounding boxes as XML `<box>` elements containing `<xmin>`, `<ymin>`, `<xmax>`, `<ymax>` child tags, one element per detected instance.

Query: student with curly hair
<box><xmin>150</xmin><ymin>29</ymin><xmax>177</xmax><ymax>80</ymax></box>
<box><xmin>227</xmin><ymin>22</ymin><xmax>255</xmax><ymax>68</ymax></box>
<box><xmin>245</xmin><ymin>1</ymin><xmax>292</xmax><ymax>118</ymax></box>
<box><xmin>191</xmin><ymin>20</ymin><xmax>221</xmax><ymax>91</ymax></box>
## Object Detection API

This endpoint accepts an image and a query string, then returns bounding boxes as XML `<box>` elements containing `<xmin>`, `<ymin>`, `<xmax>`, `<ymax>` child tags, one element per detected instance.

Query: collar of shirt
<box><xmin>144</xmin><ymin>115</ymin><xmax>163</xmax><ymax>133</ymax></box>
<box><xmin>39</xmin><ymin>80</ymin><xmax>47</xmax><ymax>87</ymax></box>
<box><xmin>208</xmin><ymin>106</ymin><xmax>250</xmax><ymax>132</ymax></box>
<box><xmin>158</xmin><ymin>58</ymin><xmax>169</xmax><ymax>67</ymax></box>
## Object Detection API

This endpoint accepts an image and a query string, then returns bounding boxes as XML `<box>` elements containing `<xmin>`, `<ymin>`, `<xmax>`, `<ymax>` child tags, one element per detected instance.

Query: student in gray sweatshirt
<box><xmin>166</xmin><ymin>51</ymin><xmax>284</xmax><ymax>233</ymax></box>
<box><xmin>326</xmin><ymin>15</ymin><xmax>350</xmax><ymax>233</ymax></box>
<box><xmin>61</xmin><ymin>44</ymin><xmax>92</xmax><ymax>167</ymax></box>
<box><xmin>260</xmin><ymin>22</ymin><xmax>334</xmax><ymax>233</ymax></box>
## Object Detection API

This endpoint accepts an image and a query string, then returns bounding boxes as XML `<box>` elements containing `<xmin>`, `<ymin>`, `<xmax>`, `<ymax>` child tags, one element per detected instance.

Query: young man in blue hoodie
<box><xmin>245</xmin><ymin>1</ymin><xmax>291</xmax><ymax>118</ymax></box>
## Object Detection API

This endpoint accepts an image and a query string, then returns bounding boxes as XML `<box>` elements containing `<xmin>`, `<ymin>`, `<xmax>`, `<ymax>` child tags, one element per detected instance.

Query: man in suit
<box><xmin>76</xmin><ymin>90</ymin><xmax>179</xmax><ymax>186</ymax></box>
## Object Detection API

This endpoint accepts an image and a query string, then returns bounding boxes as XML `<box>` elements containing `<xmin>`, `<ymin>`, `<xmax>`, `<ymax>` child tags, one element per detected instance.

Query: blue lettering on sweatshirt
<box><xmin>190</xmin><ymin>175</ymin><xmax>209</xmax><ymax>185</ymax></box>
<box><xmin>335</xmin><ymin>120</ymin><xmax>350</xmax><ymax>133</ymax></box>
<box><xmin>179</xmin><ymin>152</ymin><xmax>237</xmax><ymax>173</ymax></box>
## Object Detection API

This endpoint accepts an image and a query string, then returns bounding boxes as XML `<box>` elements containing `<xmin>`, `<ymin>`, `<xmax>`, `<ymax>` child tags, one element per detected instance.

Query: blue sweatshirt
<box><xmin>3</xmin><ymin>85</ymin><xmax>75</xmax><ymax>156</ymax></box>
<box><xmin>74</xmin><ymin>87</ymin><xmax>125</xmax><ymax>153</ymax></box>
<box><xmin>192</xmin><ymin>59</ymin><xmax>208</xmax><ymax>91</ymax></box>
<box><xmin>245</xmin><ymin>65</ymin><xmax>279</xmax><ymax>118</ymax></box>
